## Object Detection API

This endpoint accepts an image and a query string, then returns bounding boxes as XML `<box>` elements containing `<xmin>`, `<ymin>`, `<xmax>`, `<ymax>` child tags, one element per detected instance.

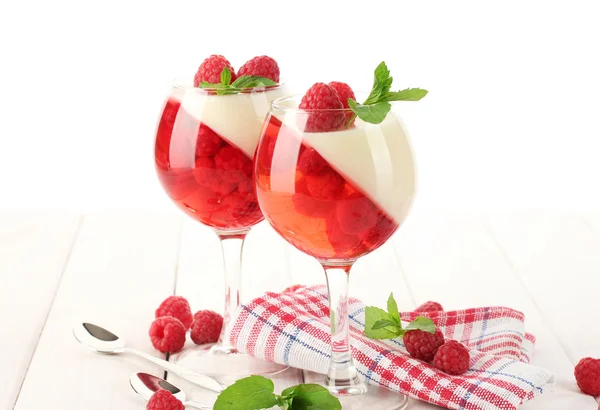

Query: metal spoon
<box><xmin>130</xmin><ymin>372</ymin><xmax>212</xmax><ymax>409</ymax></box>
<box><xmin>73</xmin><ymin>322</ymin><xmax>224</xmax><ymax>393</ymax></box>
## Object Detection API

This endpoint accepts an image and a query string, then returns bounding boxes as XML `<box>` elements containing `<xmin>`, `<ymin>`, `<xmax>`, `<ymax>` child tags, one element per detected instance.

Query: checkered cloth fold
<box><xmin>228</xmin><ymin>285</ymin><xmax>554</xmax><ymax>410</ymax></box>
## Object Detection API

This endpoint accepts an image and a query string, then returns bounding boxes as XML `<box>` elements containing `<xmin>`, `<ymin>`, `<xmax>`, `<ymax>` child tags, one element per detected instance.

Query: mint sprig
<box><xmin>364</xmin><ymin>293</ymin><xmax>435</xmax><ymax>340</ymax></box>
<box><xmin>348</xmin><ymin>61</ymin><xmax>428</xmax><ymax>124</ymax></box>
<box><xmin>214</xmin><ymin>376</ymin><xmax>341</xmax><ymax>410</ymax></box>
<box><xmin>199</xmin><ymin>67</ymin><xmax>277</xmax><ymax>95</ymax></box>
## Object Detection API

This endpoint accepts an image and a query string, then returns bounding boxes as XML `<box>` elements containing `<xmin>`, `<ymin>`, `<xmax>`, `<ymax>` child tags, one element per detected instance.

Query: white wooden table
<box><xmin>1</xmin><ymin>209</ymin><xmax>599</xmax><ymax>409</ymax></box>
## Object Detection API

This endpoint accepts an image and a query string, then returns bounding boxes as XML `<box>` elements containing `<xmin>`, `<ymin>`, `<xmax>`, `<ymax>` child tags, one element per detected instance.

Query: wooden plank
<box><xmin>392</xmin><ymin>210</ymin><xmax>596</xmax><ymax>409</ymax></box>
<box><xmin>172</xmin><ymin>219</ymin><xmax>304</xmax><ymax>402</ymax></box>
<box><xmin>486</xmin><ymin>210</ymin><xmax>600</xmax><ymax>407</ymax></box>
<box><xmin>0</xmin><ymin>212</ymin><xmax>81</xmax><ymax>410</ymax></box>
<box><xmin>13</xmin><ymin>212</ymin><xmax>182</xmax><ymax>410</ymax></box>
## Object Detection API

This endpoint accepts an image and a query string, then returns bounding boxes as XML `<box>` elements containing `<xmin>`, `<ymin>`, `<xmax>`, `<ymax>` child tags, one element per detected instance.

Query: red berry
<box><xmin>191</xmin><ymin>310</ymin><xmax>223</xmax><ymax>345</ymax></box>
<box><xmin>195</xmin><ymin>123</ymin><xmax>223</xmax><ymax>157</ymax></box>
<box><xmin>147</xmin><ymin>390</ymin><xmax>184</xmax><ymax>410</ymax></box>
<box><xmin>359</xmin><ymin>213</ymin><xmax>398</xmax><ymax>250</ymax></box>
<box><xmin>299</xmin><ymin>83</ymin><xmax>346</xmax><ymax>132</ymax></box>
<box><xmin>237</xmin><ymin>55</ymin><xmax>280</xmax><ymax>83</ymax></box>
<box><xmin>155</xmin><ymin>296</ymin><xmax>193</xmax><ymax>330</ymax></box>
<box><xmin>193</xmin><ymin>157</ymin><xmax>237</xmax><ymax>197</ymax></box>
<box><xmin>193</xmin><ymin>55</ymin><xmax>236</xmax><ymax>87</ymax></box>
<box><xmin>297</xmin><ymin>147</ymin><xmax>328</xmax><ymax>175</ymax></box>
<box><xmin>329</xmin><ymin>81</ymin><xmax>356</xmax><ymax>126</ymax></box>
<box><xmin>415</xmin><ymin>301</ymin><xmax>444</xmax><ymax>313</ymax></box>
<box><xmin>149</xmin><ymin>317</ymin><xmax>186</xmax><ymax>353</ymax></box>
<box><xmin>282</xmin><ymin>284</ymin><xmax>303</xmax><ymax>293</ymax></box>
<box><xmin>404</xmin><ymin>328</ymin><xmax>445</xmax><ymax>362</ymax></box>
<box><xmin>433</xmin><ymin>340</ymin><xmax>471</xmax><ymax>375</ymax></box>
<box><xmin>326</xmin><ymin>212</ymin><xmax>365</xmax><ymax>257</ymax></box>
<box><xmin>575</xmin><ymin>357</ymin><xmax>600</xmax><ymax>396</ymax></box>
<box><xmin>214</xmin><ymin>145</ymin><xmax>253</xmax><ymax>183</ymax></box>
<box><xmin>293</xmin><ymin>177</ymin><xmax>332</xmax><ymax>218</ymax></box>
<box><xmin>336</xmin><ymin>194</ymin><xmax>378</xmax><ymax>235</ymax></box>
<box><xmin>305</xmin><ymin>167</ymin><xmax>345</xmax><ymax>200</ymax></box>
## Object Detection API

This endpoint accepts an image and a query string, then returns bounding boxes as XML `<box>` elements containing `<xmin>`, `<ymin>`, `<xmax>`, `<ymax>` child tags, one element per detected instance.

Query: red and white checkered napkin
<box><xmin>228</xmin><ymin>285</ymin><xmax>555</xmax><ymax>410</ymax></box>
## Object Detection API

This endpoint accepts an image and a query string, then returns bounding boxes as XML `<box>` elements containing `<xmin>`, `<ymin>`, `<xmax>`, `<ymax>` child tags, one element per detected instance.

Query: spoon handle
<box><xmin>125</xmin><ymin>348</ymin><xmax>224</xmax><ymax>393</ymax></box>
<box><xmin>183</xmin><ymin>401</ymin><xmax>212</xmax><ymax>409</ymax></box>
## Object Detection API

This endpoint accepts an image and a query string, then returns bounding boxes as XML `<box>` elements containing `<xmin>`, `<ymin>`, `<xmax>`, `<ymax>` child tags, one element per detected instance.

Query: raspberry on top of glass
<box><xmin>155</xmin><ymin>54</ymin><xmax>286</xmax><ymax>232</ymax></box>
<box><xmin>255</xmin><ymin>62</ymin><xmax>427</xmax><ymax>261</ymax></box>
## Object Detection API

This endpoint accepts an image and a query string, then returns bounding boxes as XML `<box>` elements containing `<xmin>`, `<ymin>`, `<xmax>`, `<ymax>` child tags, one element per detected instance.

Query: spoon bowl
<box><xmin>73</xmin><ymin>322</ymin><xmax>125</xmax><ymax>353</ymax></box>
<box><xmin>130</xmin><ymin>372</ymin><xmax>187</xmax><ymax>402</ymax></box>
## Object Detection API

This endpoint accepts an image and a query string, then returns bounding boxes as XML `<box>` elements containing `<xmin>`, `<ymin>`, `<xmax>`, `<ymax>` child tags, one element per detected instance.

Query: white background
<box><xmin>1</xmin><ymin>0</ymin><xmax>599</xmax><ymax>212</ymax></box>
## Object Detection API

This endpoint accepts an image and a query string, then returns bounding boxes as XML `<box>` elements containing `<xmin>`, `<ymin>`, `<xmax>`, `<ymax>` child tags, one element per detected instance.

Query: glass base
<box><xmin>171</xmin><ymin>343</ymin><xmax>289</xmax><ymax>377</ymax></box>
<box><xmin>319</xmin><ymin>377</ymin><xmax>409</xmax><ymax>410</ymax></box>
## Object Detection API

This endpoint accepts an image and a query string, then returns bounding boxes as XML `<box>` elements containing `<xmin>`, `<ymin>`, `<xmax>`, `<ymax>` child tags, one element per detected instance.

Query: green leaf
<box><xmin>404</xmin><ymin>316</ymin><xmax>436</xmax><ymax>334</ymax></box>
<box><xmin>281</xmin><ymin>384</ymin><xmax>341</xmax><ymax>410</ymax></box>
<box><xmin>221</xmin><ymin>67</ymin><xmax>232</xmax><ymax>86</ymax></box>
<box><xmin>213</xmin><ymin>376</ymin><xmax>279</xmax><ymax>410</ymax></box>
<box><xmin>372</xmin><ymin>319</ymin><xmax>400</xmax><ymax>330</ymax></box>
<box><xmin>364</xmin><ymin>306</ymin><xmax>399</xmax><ymax>339</ymax></box>
<box><xmin>387</xmin><ymin>292</ymin><xmax>400</xmax><ymax>323</ymax></box>
<box><xmin>200</xmin><ymin>81</ymin><xmax>224</xmax><ymax>88</ymax></box>
<box><xmin>348</xmin><ymin>99</ymin><xmax>391</xmax><ymax>124</ymax></box>
<box><xmin>386</xmin><ymin>88</ymin><xmax>429</xmax><ymax>101</ymax></box>
<box><xmin>364</xmin><ymin>62</ymin><xmax>392</xmax><ymax>105</ymax></box>
<box><xmin>231</xmin><ymin>75</ymin><xmax>277</xmax><ymax>89</ymax></box>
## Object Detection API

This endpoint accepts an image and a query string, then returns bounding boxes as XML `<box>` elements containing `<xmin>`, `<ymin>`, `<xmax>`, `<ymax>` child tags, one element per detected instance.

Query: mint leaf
<box><xmin>221</xmin><ymin>67</ymin><xmax>232</xmax><ymax>86</ymax></box>
<box><xmin>364</xmin><ymin>62</ymin><xmax>393</xmax><ymax>105</ymax></box>
<box><xmin>386</xmin><ymin>88</ymin><xmax>428</xmax><ymax>101</ymax></box>
<box><xmin>405</xmin><ymin>316</ymin><xmax>436</xmax><ymax>334</ymax></box>
<box><xmin>231</xmin><ymin>75</ymin><xmax>277</xmax><ymax>89</ymax></box>
<box><xmin>387</xmin><ymin>292</ymin><xmax>400</xmax><ymax>323</ymax></box>
<box><xmin>200</xmin><ymin>81</ymin><xmax>224</xmax><ymax>88</ymax></box>
<box><xmin>213</xmin><ymin>376</ymin><xmax>278</xmax><ymax>410</ymax></box>
<box><xmin>348</xmin><ymin>99</ymin><xmax>391</xmax><ymax>124</ymax></box>
<box><xmin>365</xmin><ymin>306</ymin><xmax>399</xmax><ymax>339</ymax></box>
<box><xmin>281</xmin><ymin>384</ymin><xmax>341</xmax><ymax>410</ymax></box>
<box><xmin>372</xmin><ymin>319</ymin><xmax>400</xmax><ymax>330</ymax></box>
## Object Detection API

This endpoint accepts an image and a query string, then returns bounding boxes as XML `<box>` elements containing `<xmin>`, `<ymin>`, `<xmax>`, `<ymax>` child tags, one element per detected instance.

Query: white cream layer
<box><xmin>274</xmin><ymin>113</ymin><xmax>417</xmax><ymax>224</ymax></box>
<box><xmin>171</xmin><ymin>86</ymin><xmax>287</xmax><ymax>158</ymax></box>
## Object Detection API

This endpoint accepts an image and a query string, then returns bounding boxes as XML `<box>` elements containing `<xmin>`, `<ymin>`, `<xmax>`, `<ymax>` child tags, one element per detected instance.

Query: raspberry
<box><xmin>329</xmin><ymin>81</ymin><xmax>356</xmax><ymax>126</ymax></box>
<box><xmin>326</xmin><ymin>212</ymin><xmax>365</xmax><ymax>257</ymax></box>
<box><xmin>299</xmin><ymin>83</ymin><xmax>346</xmax><ymax>132</ymax></box>
<box><xmin>193</xmin><ymin>157</ymin><xmax>237</xmax><ymax>197</ymax></box>
<box><xmin>359</xmin><ymin>214</ymin><xmax>398</xmax><ymax>250</ymax></box>
<box><xmin>193</xmin><ymin>55</ymin><xmax>236</xmax><ymax>87</ymax></box>
<box><xmin>195</xmin><ymin>123</ymin><xmax>223</xmax><ymax>157</ymax></box>
<box><xmin>214</xmin><ymin>145</ymin><xmax>253</xmax><ymax>183</ymax></box>
<box><xmin>149</xmin><ymin>317</ymin><xmax>186</xmax><ymax>353</ymax></box>
<box><xmin>293</xmin><ymin>177</ymin><xmax>332</xmax><ymax>217</ymax></box>
<box><xmin>237</xmin><ymin>55</ymin><xmax>280</xmax><ymax>83</ymax></box>
<box><xmin>433</xmin><ymin>340</ymin><xmax>471</xmax><ymax>375</ymax></box>
<box><xmin>575</xmin><ymin>357</ymin><xmax>600</xmax><ymax>396</ymax></box>
<box><xmin>305</xmin><ymin>167</ymin><xmax>345</xmax><ymax>200</ymax></box>
<box><xmin>283</xmin><ymin>284</ymin><xmax>304</xmax><ymax>293</ymax></box>
<box><xmin>191</xmin><ymin>310</ymin><xmax>223</xmax><ymax>345</ymax></box>
<box><xmin>404</xmin><ymin>328</ymin><xmax>445</xmax><ymax>362</ymax></box>
<box><xmin>146</xmin><ymin>390</ymin><xmax>184</xmax><ymax>410</ymax></box>
<box><xmin>155</xmin><ymin>296</ymin><xmax>193</xmax><ymax>330</ymax></box>
<box><xmin>297</xmin><ymin>147</ymin><xmax>328</xmax><ymax>175</ymax></box>
<box><xmin>336</xmin><ymin>194</ymin><xmax>378</xmax><ymax>235</ymax></box>
<box><xmin>415</xmin><ymin>301</ymin><xmax>444</xmax><ymax>313</ymax></box>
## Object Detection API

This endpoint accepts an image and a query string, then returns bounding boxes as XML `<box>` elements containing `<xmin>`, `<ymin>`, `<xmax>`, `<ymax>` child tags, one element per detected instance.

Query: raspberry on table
<box><xmin>195</xmin><ymin>123</ymin><xmax>223</xmax><ymax>157</ymax></box>
<box><xmin>191</xmin><ymin>310</ymin><xmax>223</xmax><ymax>345</ymax></box>
<box><xmin>155</xmin><ymin>296</ymin><xmax>193</xmax><ymax>330</ymax></box>
<box><xmin>433</xmin><ymin>340</ymin><xmax>471</xmax><ymax>375</ymax></box>
<box><xmin>297</xmin><ymin>147</ymin><xmax>328</xmax><ymax>175</ymax></box>
<box><xmin>146</xmin><ymin>390</ymin><xmax>184</xmax><ymax>410</ymax></box>
<box><xmin>575</xmin><ymin>357</ymin><xmax>600</xmax><ymax>396</ymax></box>
<box><xmin>404</xmin><ymin>328</ymin><xmax>445</xmax><ymax>362</ymax></box>
<box><xmin>299</xmin><ymin>83</ymin><xmax>346</xmax><ymax>132</ymax></box>
<box><xmin>305</xmin><ymin>167</ymin><xmax>345</xmax><ymax>200</ymax></box>
<box><xmin>237</xmin><ymin>55</ymin><xmax>280</xmax><ymax>83</ymax></box>
<box><xmin>329</xmin><ymin>81</ymin><xmax>356</xmax><ymax>126</ymax></box>
<box><xmin>336</xmin><ymin>194</ymin><xmax>378</xmax><ymax>235</ymax></box>
<box><xmin>415</xmin><ymin>301</ymin><xmax>445</xmax><ymax>313</ymax></box>
<box><xmin>283</xmin><ymin>284</ymin><xmax>304</xmax><ymax>293</ymax></box>
<box><xmin>194</xmin><ymin>55</ymin><xmax>237</xmax><ymax>87</ymax></box>
<box><xmin>214</xmin><ymin>145</ymin><xmax>253</xmax><ymax>183</ymax></box>
<box><xmin>149</xmin><ymin>317</ymin><xmax>187</xmax><ymax>353</ymax></box>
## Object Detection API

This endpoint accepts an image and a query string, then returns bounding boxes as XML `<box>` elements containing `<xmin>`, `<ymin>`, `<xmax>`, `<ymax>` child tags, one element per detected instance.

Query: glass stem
<box><xmin>212</xmin><ymin>233</ymin><xmax>246</xmax><ymax>354</ymax></box>
<box><xmin>323</xmin><ymin>263</ymin><xmax>368</xmax><ymax>395</ymax></box>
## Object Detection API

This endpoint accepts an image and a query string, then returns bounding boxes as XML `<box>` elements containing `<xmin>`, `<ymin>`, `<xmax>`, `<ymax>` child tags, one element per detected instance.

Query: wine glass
<box><xmin>154</xmin><ymin>79</ymin><xmax>289</xmax><ymax>377</ymax></box>
<box><xmin>254</xmin><ymin>94</ymin><xmax>415</xmax><ymax>409</ymax></box>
